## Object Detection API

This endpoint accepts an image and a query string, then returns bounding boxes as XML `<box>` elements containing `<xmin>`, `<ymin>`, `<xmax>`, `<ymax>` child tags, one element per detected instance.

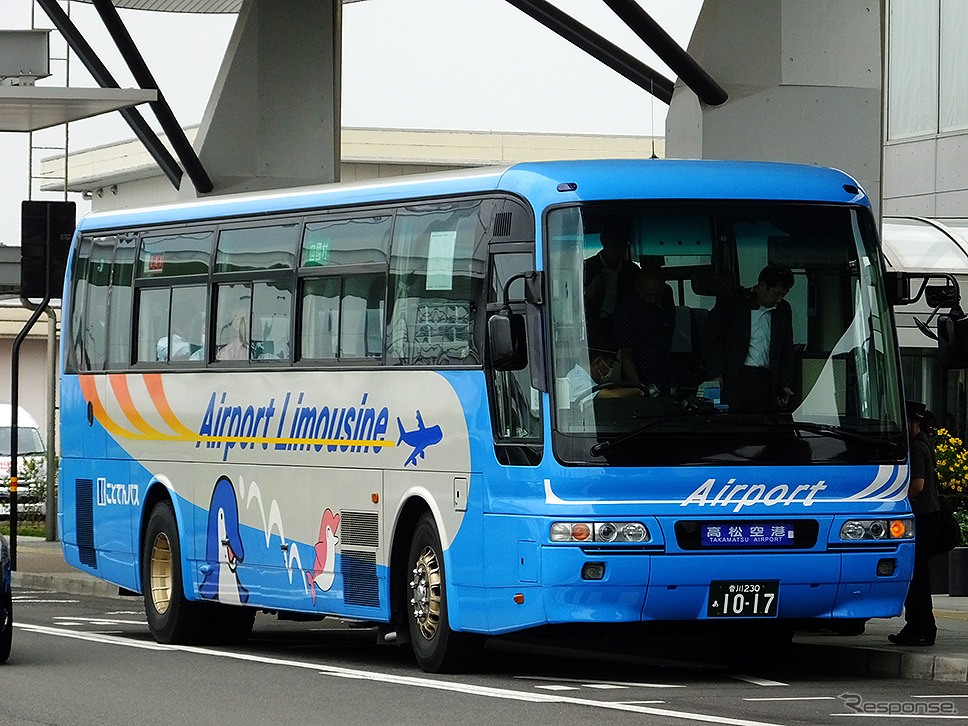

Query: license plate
<box><xmin>707</xmin><ymin>581</ymin><xmax>779</xmax><ymax>618</ymax></box>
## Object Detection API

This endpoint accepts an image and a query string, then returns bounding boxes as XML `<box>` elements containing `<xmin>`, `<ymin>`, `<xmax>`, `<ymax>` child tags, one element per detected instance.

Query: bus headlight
<box><xmin>840</xmin><ymin>519</ymin><xmax>913</xmax><ymax>541</ymax></box>
<box><xmin>550</xmin><ymin>521</ymin><xmax>650</xmax><ymax>543</ymax></box>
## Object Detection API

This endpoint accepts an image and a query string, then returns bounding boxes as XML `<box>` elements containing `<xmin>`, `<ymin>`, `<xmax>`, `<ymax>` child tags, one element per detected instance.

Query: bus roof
<box><xmin>77</xmin><ymin>159</ymin><xmax>869</xmax><ymax>232</ymax></box>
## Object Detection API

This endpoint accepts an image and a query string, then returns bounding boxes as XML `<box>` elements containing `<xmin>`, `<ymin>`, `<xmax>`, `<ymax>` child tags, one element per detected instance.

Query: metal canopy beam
<box><xmin>503</xmin><ymin>0</ymin><xmax>674</xmax><ymax>105</ymax></box>
<box><xmin>34</xmin><ymin>0</ymin><xmax>184</xmax><ymax>190</ymax></box>
<box><xmin>0</xmin><ymin>85</ymin><xmax>156</xmax><ymax>132</ymax></box>
<box><xmin>602</xmin><ymin>0</ymin><xmax>727</xmax><ymax>106</ymax></box>
<box><xmin>91</xmin><ymin>0</ymin><xmax>214</xmax><ymax>193</ymax></box>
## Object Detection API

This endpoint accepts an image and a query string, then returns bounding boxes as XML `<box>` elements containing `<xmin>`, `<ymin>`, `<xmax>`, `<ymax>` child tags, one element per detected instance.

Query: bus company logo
<box><xmin>197</xmin><ymin>391</ymin><xmax>395</xmax><ymax>463</ymax></box>
<box><xmin>96</xmin><ymin>477</ymin><xmax>141</xmax><ymax>507</ymax></box>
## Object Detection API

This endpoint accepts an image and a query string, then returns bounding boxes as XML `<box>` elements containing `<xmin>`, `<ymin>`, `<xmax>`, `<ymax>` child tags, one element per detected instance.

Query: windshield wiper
<box><xmin>590</xmin><ymin>400</ymin><xmax>720</xmax><ymax>457</ymax></box>
<box><xmin>779</xmin><ymin>420</ymin><xmax>902</xmax><ymax>449</ymax></box>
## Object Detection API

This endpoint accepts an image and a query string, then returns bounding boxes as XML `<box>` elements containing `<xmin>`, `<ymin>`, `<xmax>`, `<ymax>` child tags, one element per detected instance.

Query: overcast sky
<box><xmin>0</xmin><ymin>0</ymin><xmax>701</xmax><ymax>246</ymax></box>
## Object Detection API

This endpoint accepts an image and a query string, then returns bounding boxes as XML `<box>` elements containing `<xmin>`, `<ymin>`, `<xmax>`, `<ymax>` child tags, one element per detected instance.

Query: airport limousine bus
<box><xmin>60</xmin><ymin>159</ymin><xmax>923</xmax><ymax>672</ymax></box>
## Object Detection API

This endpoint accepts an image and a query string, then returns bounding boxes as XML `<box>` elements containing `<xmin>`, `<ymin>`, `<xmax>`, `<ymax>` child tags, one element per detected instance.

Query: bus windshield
<box><xmin>547</xmin><ymin>201</ymin><xmax>905</xmax><ymax>466</ymax></box>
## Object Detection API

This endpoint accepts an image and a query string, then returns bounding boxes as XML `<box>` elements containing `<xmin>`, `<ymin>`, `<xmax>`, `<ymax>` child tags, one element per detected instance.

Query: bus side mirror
<box><xmin>488</xmin><ymin>309</ymin><xmax>527</xmax><ymax>371</ymax></box>
<box><xmin>939</xmin><ymin>309</ymin><xmax>968</xmax><ymax>370</ymax></box>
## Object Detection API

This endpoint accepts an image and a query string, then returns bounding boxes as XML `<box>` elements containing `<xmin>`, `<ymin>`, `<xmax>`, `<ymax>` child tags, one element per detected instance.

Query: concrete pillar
<box><xmin>666</xmin><ymin>0</ymin><xmax>883</xmax><ymax>216</ymax></box>
<box><xmin>191</xmin><ymin>0</ymin><xmax>341</xmax><ymax>196</ymax></box>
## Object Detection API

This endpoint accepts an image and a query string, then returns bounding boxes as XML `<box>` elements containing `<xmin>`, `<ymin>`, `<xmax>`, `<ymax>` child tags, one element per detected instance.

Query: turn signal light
<box><xmin>840</xmin><ymin>519</ymin><xmax>913</xmax><ymax>541</ymax></box>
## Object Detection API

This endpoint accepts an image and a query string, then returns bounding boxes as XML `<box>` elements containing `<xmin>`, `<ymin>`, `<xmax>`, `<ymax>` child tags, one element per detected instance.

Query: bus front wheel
<box><xmin>143</xmin><ymin>502</ymin><xmax>205</xmax><ymax>644</ymax></box>
<box><xmin>406</xmin><ymin>513</ymin><xmax>481</xmax><ymax>673</ymax></box>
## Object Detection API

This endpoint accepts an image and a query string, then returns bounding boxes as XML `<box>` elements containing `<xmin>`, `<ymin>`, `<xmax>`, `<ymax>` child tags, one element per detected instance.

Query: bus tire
<box><xmin>406</xmin><ymin>513</ymin><xmax>482</xmax><ymax>673</ymax></box>
<box><xmin>0</xmin><ymin>592</ymin><xmax>11</xmax><ymax>664</ymax></box>
<box><xmin>143</xmin><ymin>502</ymin><xmax>205</xmax><ymax>644</ymax></box>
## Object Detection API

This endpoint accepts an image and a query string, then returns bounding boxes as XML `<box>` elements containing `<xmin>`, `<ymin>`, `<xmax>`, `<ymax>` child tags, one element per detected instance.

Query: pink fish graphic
<box><xmin>307</xmin><ymin>509</ymin><xmax>340</xmax><ymax>604</ymax></box>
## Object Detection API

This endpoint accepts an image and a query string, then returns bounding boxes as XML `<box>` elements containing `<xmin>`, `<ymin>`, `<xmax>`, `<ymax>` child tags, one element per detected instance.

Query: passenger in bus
<box><xmin>157</xmin><ymin>313</ymin><xmax>204</xmax><ymax>362</ymax></box>
<box><xmin>702</xmin><ymin>263</ymin><xmax>796</xmax><ymax>412</ymax></box>
<box><xmin>612</xmin><ymin>265</ymin><xmax>675</xmax><ymax>395</ymax></box>
<box><xmin>217</xmin><ymin>310</ymin><xmax>250</xmax><ymax>361</ymax></box>
<box><xmin>584</xmin><ymin>219</ymin><xmax>639</xmax><ymax>350</ymax></box>
<box><xmin>889</xmin><ymin>400</ymin><xmax>941</xmax><ymax>647</ymax></box>
<box><xmin>565</xmin><ymin>347</ymin><xmax>643</xmax><ymax>405</ymax></box>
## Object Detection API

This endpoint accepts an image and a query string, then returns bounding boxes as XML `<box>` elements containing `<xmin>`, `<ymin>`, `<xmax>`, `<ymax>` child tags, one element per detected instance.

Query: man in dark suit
<box><xmin>703</xmin><ymin>264</ymin><xmax>796</xmax><ymax>412</ymax></box>
<box><xmin>584</xmin><ymin>220</ymin><xmax>639</xmax><ymax>351</ymax></box>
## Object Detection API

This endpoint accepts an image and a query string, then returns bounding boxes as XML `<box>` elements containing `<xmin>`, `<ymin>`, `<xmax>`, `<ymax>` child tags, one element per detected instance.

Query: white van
<box><xmin>0</xmin><ymin>404</ymin><xmax>47</xmax><ymax>518</ymax></box>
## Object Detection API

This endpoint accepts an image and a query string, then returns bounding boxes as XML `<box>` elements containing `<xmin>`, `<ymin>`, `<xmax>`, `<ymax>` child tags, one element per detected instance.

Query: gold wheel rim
<box><xmin>409</xmin><ymin>545</ymin><xmax>442</xmax><ymax>640</ymax></box>
<box><xmin>149</xmin><ymin>532</ymin><xmax>173</xmax><ymax>615</ymax></box>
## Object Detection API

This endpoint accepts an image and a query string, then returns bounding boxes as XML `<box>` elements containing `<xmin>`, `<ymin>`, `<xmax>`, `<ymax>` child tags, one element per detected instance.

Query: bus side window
<box><xmin>137</xmin><ymin>285</ymin><xmax>207</xmax><ymax>363</ymax></box>
<box><xmin>66</xmin><ymin>236</ymin><xmax>92</xmax><ymax>372</ymax></box>
<box><xmin>298</xmin><ymin>213</ymin><xmax>390</xmax><ymax>362</ymax></box>
<box><xmin>215</xmin><ymin>283</ymin><xmax>253</xmax><ymax>361</ymax></box>
<box><xmin>68</xmin><ymin>235</ymin><xmax>122</xmax><ymax>372</ymax></box>
<box><xmin>134</xmin><ymin>229</ymin><xmax>214</xmax><ymax>365</ymax></box>
<box><xmin>106</xmin><ymin>236</ymin><xmax>136</xmax><ymax>368</ymax></box>
<box><xmin>386</xmin><ymin>201</ymin><xmax>487</xmax><ymax>366</ymax></box>
<box><xmin>252</xmin><ymin>280</ymin><xmax>292</xmax><ymax>360</ymax></box>
<box><xmin>84</xmin><ymin>236</ymin><xmax>115</xmax><ymax>371</ymax></box>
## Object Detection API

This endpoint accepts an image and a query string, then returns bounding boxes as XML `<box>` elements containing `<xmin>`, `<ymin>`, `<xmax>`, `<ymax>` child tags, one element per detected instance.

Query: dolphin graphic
<box><xmin>307</xmin><ymin>509</ymin><xmax>340</xmax><ymax>604</ymax></box>
<box><xmin>199</xmin><ymin>476</ymin><xmax>249</xmax><ymax>604</ymax></box>
<box><xmin>396</xmin><ymin>410</ymin><xmax>443</xmax><ymax>467</ymax></box>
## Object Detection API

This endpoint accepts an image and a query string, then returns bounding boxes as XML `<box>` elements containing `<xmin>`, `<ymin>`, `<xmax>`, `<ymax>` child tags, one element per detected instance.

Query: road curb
<box><xmin>793</xmin><ymin>641</ymin><xmax>968</xmax><ymax>683</ymax></box>
<box><xmin>12</xmin><ymin>571</ymin><xmax>126</xmax><ymax>600</ymax></box>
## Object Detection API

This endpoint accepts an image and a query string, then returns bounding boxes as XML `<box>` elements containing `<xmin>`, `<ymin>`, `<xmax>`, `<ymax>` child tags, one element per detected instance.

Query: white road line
<box><xmin>911</xmin><ymin>696</ymin><xmax>968</xmax><ymax>699</ymax></box>
<box><xmin>744</xmin><ymin>697</ymin><xmax>837</xmax><ymax>702</ymax></box>
<box><xmin>53</xmin><ymin>616</ymin><xmax>146</xmax><ymax>626</ymax></box>
<box><xmin>729</xmin><ymin>676</ymin><xmax>788</xmax><ymax>687</ymax></box>
<box><xmin>829</xmin><ymin>715</ymin><xmax>968</xmax><ymax>720</ymax></box>
<box><xmin>16</xmin><ymin>623</ymin><xmax>793</xmax><ymax>726</ymax></box>
<box><xmin>515</xmin><ymin>674</ymin><xmax>685</xmax><ymax>688</ymax></box>
<box><xmin>12</xmin><ymin>598</ymin><xmax>80</xmax><ymax>604</ymax></box>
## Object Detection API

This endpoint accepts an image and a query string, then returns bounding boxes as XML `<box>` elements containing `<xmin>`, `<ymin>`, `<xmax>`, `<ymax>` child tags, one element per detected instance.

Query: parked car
<box><xmin>1</xmin><ymin>530</ymin><xmax>11</xmax><ymax>663</ymax></box>
<box><xmin>0</xmin><ymin>404</ymin><xmax>47</xmax><ymax>519</ymax></box>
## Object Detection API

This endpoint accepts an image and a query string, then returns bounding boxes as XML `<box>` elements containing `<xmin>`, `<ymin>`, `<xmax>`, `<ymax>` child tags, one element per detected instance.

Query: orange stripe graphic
<box><xmin>141</xmin><ymin>373</ymin><xmax>198</xmax><ymax>438</ymax></box>
<box><xmin>78</xmin><ymin>375</ymin><xmax>148</xmax><ymax>440</ymax></box>
<box><xmin>109</xmin><ymin>374</ymin><xmax>169</xmax><ymax>438</ymax></box>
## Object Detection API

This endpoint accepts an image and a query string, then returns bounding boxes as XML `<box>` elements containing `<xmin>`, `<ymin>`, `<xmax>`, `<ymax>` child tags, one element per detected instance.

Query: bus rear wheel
<box><xmin>406</xmin><ymin>513</ymin><xmax>481</xmax><ymax>673</ymax></box>
<box><xmin>143</xmin><ymin>502</ymin><xmax>205</xmax><ymax>644</ymax></box>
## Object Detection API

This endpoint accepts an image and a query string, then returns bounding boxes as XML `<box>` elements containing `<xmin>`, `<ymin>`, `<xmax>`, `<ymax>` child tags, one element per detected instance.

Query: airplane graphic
<box><xmin>397</xmin><ymin>410</ymin><xmax>442</xmax><ymax>467</ymax></box>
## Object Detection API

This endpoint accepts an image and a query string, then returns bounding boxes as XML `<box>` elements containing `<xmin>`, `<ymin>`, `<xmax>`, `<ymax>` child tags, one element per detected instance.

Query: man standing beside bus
<box><xmin>889</xmin><ymin>400</ymin><xmax>941</xmax><ymax>647</ymax></box>
<box><xmin>703</xmin><ymin>264</ymin><xmax>796</xmax><ymax>412</ymax></box>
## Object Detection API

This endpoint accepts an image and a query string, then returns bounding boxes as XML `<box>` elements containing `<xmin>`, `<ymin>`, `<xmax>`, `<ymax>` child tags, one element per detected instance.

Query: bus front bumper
<box><xmin>474</xmin><ymin>545</ymin><xmax>913</xmax><ymax>633</ymax></box>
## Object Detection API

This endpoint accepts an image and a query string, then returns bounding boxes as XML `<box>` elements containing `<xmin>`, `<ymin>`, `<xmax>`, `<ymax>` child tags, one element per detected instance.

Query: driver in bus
<box><xmin>565</xmin><ymin>347</ymin><xmax>643</xmax><ymax>405</ymax></box>
<box><xmin>613</xmin><ymin>264</ymin><xmax>676</xmax><ymax>396</ymax></box>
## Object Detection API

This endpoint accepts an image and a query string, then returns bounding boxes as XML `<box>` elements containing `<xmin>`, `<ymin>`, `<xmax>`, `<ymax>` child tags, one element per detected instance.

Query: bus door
<box><xmin>487</xmin><ymin>244</ymin><xmax>543</xmax><ymax>466</ymax></box>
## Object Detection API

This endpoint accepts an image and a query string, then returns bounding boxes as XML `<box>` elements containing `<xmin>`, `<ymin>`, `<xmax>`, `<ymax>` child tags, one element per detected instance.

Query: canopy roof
<box><xmin>882</xmin><ymin>217</ymin><xmax>968</xmax><ymax>273</ymax></box>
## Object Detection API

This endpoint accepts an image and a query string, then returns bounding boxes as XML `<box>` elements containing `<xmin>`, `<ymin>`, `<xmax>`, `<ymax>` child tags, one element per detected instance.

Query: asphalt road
<box><xmin>2</xmin><ymin>586</ymin><xmax>967</xmax><ymax>726</ymax></box>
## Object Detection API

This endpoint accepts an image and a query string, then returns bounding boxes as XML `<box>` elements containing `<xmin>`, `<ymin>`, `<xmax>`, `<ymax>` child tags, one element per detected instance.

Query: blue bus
<box><xmin>59</xmin><ymin>159</ymin><xmax>940</xmax><ymax>672</ymax></box>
